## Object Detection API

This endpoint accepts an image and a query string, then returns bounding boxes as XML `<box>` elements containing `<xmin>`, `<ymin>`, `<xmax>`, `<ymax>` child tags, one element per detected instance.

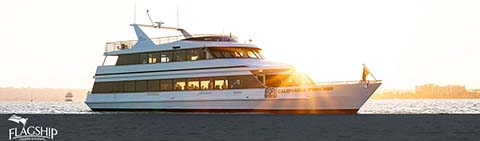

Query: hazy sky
<box><xmin>1</xmin><ymin>0</ymin><xmax>479</xmax><ymax>89</ymax></box>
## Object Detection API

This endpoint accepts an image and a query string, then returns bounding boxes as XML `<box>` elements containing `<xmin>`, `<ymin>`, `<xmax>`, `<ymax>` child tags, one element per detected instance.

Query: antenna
<box><xmin>176</xmin><ymin>3</ymin><xmax>180</xmax><ymax>28</ymax></box>
<box><xmin>146</xmin><ymin>9</ymin><xmax>154</xmax><ymax>26</ymax></box>
<box><xmin>133</xmin><ymin>0</ymin><xmax>137</xmax><ymax>24</ymax></box>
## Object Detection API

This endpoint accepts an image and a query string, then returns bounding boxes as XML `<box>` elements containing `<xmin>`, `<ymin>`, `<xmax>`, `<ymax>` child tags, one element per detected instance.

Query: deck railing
<box><xmin>315</xmin><ymin>80</ymin><xmax>382</xmax><ymax>85</ymax></box>
<box><xmin>104</xmin><ymin>34</ymin><xmax>231</xmax><ymax>52</ymax></box>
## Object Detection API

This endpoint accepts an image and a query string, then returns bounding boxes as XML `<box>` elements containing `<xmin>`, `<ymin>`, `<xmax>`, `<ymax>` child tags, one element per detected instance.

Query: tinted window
<box><xmin>124</xmin><ymin>81</ymin><xmax>135</xmax><ymax>92</ymax></box>
<box><xmin>187</xmin><ymin>80</ymin><xmax>200</xmax><ymax>90</ymax></box>
<box><xmin>90</xmin><ymin>75</ymin><xmax>264</xmax><ymax>93</ymax></box>
<box><xmin>140</xmin><ymin>54</ymin><xmax>148</xmax><ymax>64</ymax></box>
<box><xmin>160</xmin><ymin>79</ymin><xmax>173</xmax><ymax>91</ymax></box>
<box><xmin>116</xmin><ymin>54</ymin><xmax>140</xmax><ymax>65</ymax></box>
<box><xmin>135</xmin><ymin>80</ymin><xmax>147</xmax><ymax>92</ymax></box>
<box><xmin>174</xmin><ymin>50</ymin><xmax>186</xmax><ymax>61</ymax></box>
<box><xmin>148</xmin><ymin>53</ymin><xmax>160</xmax><ymax>64</ymax></box>
<box><xmin>175</xmin><ymin>80</ymin><xmax>186</xmax><ymax>91</ymax></box>
<box><xmin>214</xmin><ymin>79</ymin><xmax>228</xmax><ymax>90</ymax></box>
<box><xmin>147</xmin><ymin>80</ymin><xmax>160</xmax><ymax>91</ymax></box>
<box><xmin>209</xmin><ymin>47</ymin><xmax>263</xmax><ymax>59</ymax></box>
<box><xmin>160</xmin><ymin>51</ymin><xmax>172</xmax><ymax>63</ymax></box>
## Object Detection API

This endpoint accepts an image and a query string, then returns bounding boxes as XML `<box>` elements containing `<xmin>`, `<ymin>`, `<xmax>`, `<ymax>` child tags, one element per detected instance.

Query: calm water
<box><xmin>1</xmin><ymin>99</ymin><xmax>479</xmax><ymax>114</ymax></box>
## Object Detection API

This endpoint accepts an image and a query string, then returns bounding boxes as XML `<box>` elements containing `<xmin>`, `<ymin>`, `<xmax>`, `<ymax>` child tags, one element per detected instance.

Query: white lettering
<box><xmin>51</xmin><ymin>128</ymin><xmax>58</xmax><ymax>139</ymax></box>
<box><xmin>8</xmin><ymin>128</ymin><xmax>16</xmax><ymax>140</ymax></box>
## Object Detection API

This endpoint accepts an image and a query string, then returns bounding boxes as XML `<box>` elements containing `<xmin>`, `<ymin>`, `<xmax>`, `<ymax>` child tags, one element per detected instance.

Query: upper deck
<box><xmin>105</xmin><ymin>34</ymin><xmax>239</xmax><ymax>52</ymax></box>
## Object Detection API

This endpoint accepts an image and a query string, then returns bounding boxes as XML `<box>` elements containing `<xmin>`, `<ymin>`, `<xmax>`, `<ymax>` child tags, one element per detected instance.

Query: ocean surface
<box><xmin>0</xmin><ymin>99</ymin><xmax>479</xmax><ymax>114</ymax></box>
<box><xmin>1</xmin><ymin>100</ymin><xmax>480</xmax><ymax>140</ymax></box>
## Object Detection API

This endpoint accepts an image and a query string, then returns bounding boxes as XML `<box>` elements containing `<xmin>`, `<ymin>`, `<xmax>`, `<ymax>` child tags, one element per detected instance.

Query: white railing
<box><xmin>315</xmin><ymin>80</ymin><xmax>382</xmax><ymax>85</ymax></box>
<box><xmin>104</xmin><ymin>34</ymin><xmax>233</xmax><ymax>52</ymax></box>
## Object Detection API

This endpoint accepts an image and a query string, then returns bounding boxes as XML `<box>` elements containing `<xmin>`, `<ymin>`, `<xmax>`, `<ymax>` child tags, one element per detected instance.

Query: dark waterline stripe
<box><xmin>89</xmin><ymin>108</ymin><xmax>359</xmax><ymax>114</ymax></box>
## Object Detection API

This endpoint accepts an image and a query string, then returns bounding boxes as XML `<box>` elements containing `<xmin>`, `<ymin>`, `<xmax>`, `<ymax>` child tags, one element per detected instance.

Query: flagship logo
<box><xmin>7</xmin><ymin>115</ymin><xmax>58</xmax><ymax>140</ymax></box>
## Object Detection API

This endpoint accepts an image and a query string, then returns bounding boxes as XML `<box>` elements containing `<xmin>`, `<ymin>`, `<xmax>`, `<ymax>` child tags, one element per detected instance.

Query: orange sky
<box><xmin>0</xmin><ymin>0</ymin><xmax>479</xmax><ymax>89</ymax></box>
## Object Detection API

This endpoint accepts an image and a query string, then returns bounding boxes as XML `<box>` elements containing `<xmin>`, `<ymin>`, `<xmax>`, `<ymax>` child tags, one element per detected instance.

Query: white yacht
<box><xmin>85</xmin><ymin>22</ymin><xmax>382</xmax><ymax>114</ymax></box>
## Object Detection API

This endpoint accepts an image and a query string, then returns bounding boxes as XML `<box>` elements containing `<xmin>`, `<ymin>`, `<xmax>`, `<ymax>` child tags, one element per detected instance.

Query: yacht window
<box><xmin>246</xmin><ymin>50</ymin><xmax>257</xmax><ymax>58</ymax></box>
<box><xmin>205</xmin><ymin>50</ymin><xmax>214</xmax><ymax>59</ymax></box>
<box><xmin>174</xmin><ymin>50</ymin><xmax>186</xmax><ymax>61</ymax></box>
<box><xmin>103</xmin><ymin>56</ymin><xmax>118</xmax><ymax>66</ymax></box>
<box><xmin>148</xmin><ymin>53</ymin><xmax>159</xmax><ymax>64</ymax></box>
<box><xmin>212</xmin><ymin>50</ymin><xmax>224</xmax><ymax>58</ymax></box>
<box><xmin>230</xmin><ymin>75</ymin><xmax>264</xmax><ymax>88</ymax></box>
<box><xmin>265</xmin><ymin>74</ymin><xmax>313</xmax><ymax>87</ymax></box>
<box><xmin>90</xmin><ymin>75</ymin><xmax>265</xmax><ymax>94</ymax></box>
<box><xmin>237</xmin><ymin>50</ymin><xmax>247</xmax><ymax>58</ymax></box>
<box><xmin>255</xmin><ymin>50</ymin><xmax>264</xmax><ymax>59</ymax></box>
<box><xmin>208</xmin><ymin>47</ymin><xmax>263</xmax><ymax>59</ymax></box>
<box><xmin>147</xmin><ymin>80</ymin><xmax>160</xmax><ymax>91</ymax></box>
<box><xmin>135</xmin><ymin>80</ymin><xmax>148</xmax><ymax>92</ymax></box>
<box><xmin>229</xmin><ymin>79</ymin><xmax>241</xmax><ymax>89</ymax></box>
<box><xmin>222</xmin><ymin>51</ymin><xmax>233</xmax><ymax>58</ymax></box>
<box><xmin>160</xmin><ymin>80</ymin><xmax>173</xmax><ymax>91</ymax></box>
<box><xmin>124</xmin><ymin>81</ymin><xmax>135</xmax><ymax>92</ymax></box>
<box><xmin>112</xmin><ymin>82</ymin><xmax>124</xmax><ymax>93</ymax></box>
<box><xmin>91</xmin><ymin>82</ymin><xmax>108</xmax><ymax>93</ymax></box>
<box><xmin>175</xmin><ymin>81</ymin><xmax>186</xmax><ymax>91</ymax></box>
<box><xmin>116</xmin><ymin>54</ymin><xmax>140</xmax><ymax>65</ymax></box>
<box><xmin>233</xmin><ymin>51</ymin><xmax>242</xmax><ymax>57</ymax></box>
<box><xmin>190</xmin><ymin>49</ymin><xmax>201</xmax><ymax>61</ymax></box>
<box><xmin>187</xmin><ymin>80</ymin><xmax>200</xmax><ymax>90</ymax></box>
<box><xmin>214</xmin><ymin>80</ymin><xmax>228</xmax><ymax>90</ymax></box>
<box><xmin>160</xmin><ymin>51</ymin><xmax>172</xmax><ymax>63</ymax></box>
<box><xmin>200</xmin><ymin>80</ymin><xmax>212</xmax><ymax>90</ymax></box>
<box><xmin>140</xmin><ymin>54</ymin><xmax>148</xmax><ymax>64</ymax></box>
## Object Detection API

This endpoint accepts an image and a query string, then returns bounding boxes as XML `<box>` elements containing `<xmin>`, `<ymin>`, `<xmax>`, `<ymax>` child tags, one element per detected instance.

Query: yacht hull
<box><xmin>85</xmin><ymin>82</ymin><xmax>381</xmax><ymax>114</ymax></box>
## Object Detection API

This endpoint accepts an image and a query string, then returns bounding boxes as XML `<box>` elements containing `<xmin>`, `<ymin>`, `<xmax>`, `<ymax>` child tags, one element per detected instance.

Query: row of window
<box><xmin>91</xmin><ymin>75</ymin><xmax>264</xmax><ymax>93</ymax></box>
<box><xmin>114</xmin><ymin>47</ymin><xmax>264</xmax><ymax>66</ymax></box>
<box><xmin>209</xmin><ymin>47</ymin><xmax>263</xmax><ymax>59</ymax></box>
<box><xmin>116</xmin><ymin>48</ymin><xmax>207</xmax><ymax>65</ymax></box>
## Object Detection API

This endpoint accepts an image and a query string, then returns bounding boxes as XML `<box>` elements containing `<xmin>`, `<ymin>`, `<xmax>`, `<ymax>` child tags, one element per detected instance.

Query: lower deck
<box><xmin>86</xmin><ymin>82</ymin><xmax>382</xmax><ymax>113</ymax></box>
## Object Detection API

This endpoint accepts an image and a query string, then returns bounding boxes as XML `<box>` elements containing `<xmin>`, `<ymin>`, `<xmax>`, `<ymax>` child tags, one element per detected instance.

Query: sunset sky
<box><xmin>0</xmin><ymin>0</ymin><xmax>479</xmax><ymax>89</ymax></box>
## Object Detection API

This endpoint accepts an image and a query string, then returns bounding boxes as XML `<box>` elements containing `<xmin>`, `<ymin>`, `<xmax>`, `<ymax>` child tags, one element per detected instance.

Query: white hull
<box><xmin>86</xmin><ymin>81</ymin><xmax>381</xmax><ymax>113</ymax></box>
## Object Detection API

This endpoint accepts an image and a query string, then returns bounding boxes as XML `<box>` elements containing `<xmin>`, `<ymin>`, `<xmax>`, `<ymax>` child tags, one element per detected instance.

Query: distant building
<box><xmin>415</xmin><ymin>84</ymin><xmax>466</xmax><ymax>95</ymax></box>
<box><xmin>472</xmin><ymin>89</ymin><xmax>480</xmax><ymax>94</ymax></box>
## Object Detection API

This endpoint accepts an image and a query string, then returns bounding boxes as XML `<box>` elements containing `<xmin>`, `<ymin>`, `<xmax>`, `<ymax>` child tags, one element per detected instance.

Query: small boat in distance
<box><xmin>65</xmin><ymin>92</ymin><xmax>74</xmax><ymax>102</ymax></box>
<box><xmin>85</xmin><ymin>22</ymin><xmax>381</xmax><ymax>114</ymax></box>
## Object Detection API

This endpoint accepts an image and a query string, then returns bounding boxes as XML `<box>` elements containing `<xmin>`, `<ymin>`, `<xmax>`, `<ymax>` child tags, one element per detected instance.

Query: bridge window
<box><xmin>210</xmin><ymin>47</ymin><xmax>263</xmax><ymax>59</ymax></box>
